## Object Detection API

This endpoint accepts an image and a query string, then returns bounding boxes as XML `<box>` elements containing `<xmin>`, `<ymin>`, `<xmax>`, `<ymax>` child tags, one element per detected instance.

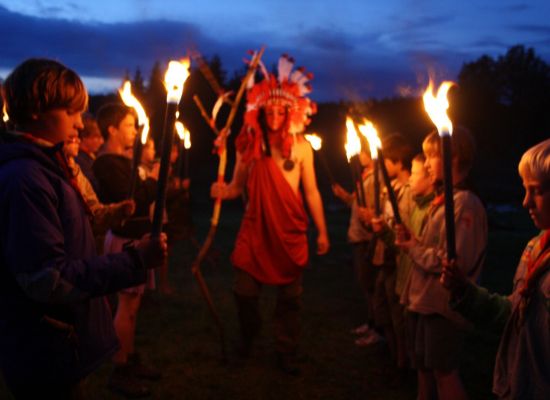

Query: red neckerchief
<box><xmin>516</xmin><ymin>230</ymin><xmax>550</xmax><ymax>327</ymax></box>
<box><xmin>520</xmin><ymin>230</ymin><xmax>550</xmax><ymax>297</ymax></box>
<box><xmin>428</xmin><ymin>193</ymin><xmax>444</xmax><ymax>216</ymax></box>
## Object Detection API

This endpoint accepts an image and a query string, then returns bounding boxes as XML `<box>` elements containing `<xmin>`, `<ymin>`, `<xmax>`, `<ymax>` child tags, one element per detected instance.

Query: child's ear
<box><xmin>107</xmin><ymin>125</ymin><xmax>117</xmax><ymax>138</ymax></box>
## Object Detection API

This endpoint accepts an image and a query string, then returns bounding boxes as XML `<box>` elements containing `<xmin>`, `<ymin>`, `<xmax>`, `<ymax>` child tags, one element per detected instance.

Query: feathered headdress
<box><xmin>236</xmin><ymin>52</ymin><xmax>317</xmax><ymax>163</ymax></box>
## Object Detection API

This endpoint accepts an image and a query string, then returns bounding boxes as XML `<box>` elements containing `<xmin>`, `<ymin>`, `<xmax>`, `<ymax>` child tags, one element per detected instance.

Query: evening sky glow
<box><xmin>1</xmin><ymin>0</ymin><xmax>549</xmax><ymax>100</ymax></box>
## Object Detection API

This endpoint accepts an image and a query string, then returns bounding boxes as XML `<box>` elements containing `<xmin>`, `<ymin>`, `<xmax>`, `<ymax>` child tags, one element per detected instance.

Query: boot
<box><xmin>276</xmin><ymin>352</ymin><xmax>301</xmax><ymax>376</ymax></box>
<box><xmin>128</xmin><ymin>352</ymin><xmax>162</xmax><ymax>380</ymax></box>
<box><xmin>273</xmin><ymin>296</ymin><xmax>301</xmax><ymax>356</ymax></box>
<box><xmin>274</xmin><ymin>296</ymin><xmax>302</xmax><ymax>376</ymax></box>
<box><xmin>234</xmin><ymin>293</ymin><xmax>262</xmax><ymax>358</ymax></box>
<box><xmin>108</xmin><ymin>363</ymin><xmax>150</xmax><ymax>398</ymax></box>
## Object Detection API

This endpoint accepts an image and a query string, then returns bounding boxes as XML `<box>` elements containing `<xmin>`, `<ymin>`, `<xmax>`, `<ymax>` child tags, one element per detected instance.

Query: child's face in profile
<box><xmin>63</xmin><ymin>137</ymin><xmax>80</xmax><ymax>159</ymax></box>
<box><xmin>410</xmin><ymin>160</ymin><xmax>433</xmax><ymax>196</ymax></box>
<box><xmin>521</xmin><ymin>172</ymin><xmax>550</xmax><ymax>229</ymax></box>
<box><xmin>384</xmin><ymin>158</ymin><xmax>401</xmax><ymax>179</ymax></box>
<box><xmin>113</xmin><ymin>114</ymin><xmax>137</xmax><ymax>150</ymax></box>
<box><xmin>424</xmin><ymin>150</ymin><xmax>443</xmax><ymax>184</ymax></box>
<box><xmin>35</xmin><ymin>109</ymin><xmax>84</xmax><ymax>145</ymax></box>
<box><xmin>141</xmin><ymin>140</ymin><xmax>155</xmax><ymax>165</ymax></box>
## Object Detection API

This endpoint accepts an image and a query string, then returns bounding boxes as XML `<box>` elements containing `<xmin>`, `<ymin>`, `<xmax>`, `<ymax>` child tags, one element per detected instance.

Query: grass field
<box><xmin>0</xmin><ymin>198</ymin><xmax>536</xmax><ymax>399</ymax></box>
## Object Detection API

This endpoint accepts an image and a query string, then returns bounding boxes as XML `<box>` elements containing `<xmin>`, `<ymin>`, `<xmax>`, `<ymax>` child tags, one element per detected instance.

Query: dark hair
<box><xmin>382</xmin><ymin>133</ymin><xmax>414</xmax><ymax>172</ymax></box>
<box><xmin>79</xmin><ymin>113</ymin><xmax>100</xmax><ymax>139</ymax></box>
<box><xmin>96</xmin><ymin>103</ymin><xmax>136</xmax><ymax>141</ymax></box>
<box><xmin>258</xmin><ymin>107</ymin><xmax>272</xmax><ymax>156</ymax></box>
<box><xmin>1</xmin><ymin>58</ymin><xmax>87</xmax><ymax>127</ymax></box>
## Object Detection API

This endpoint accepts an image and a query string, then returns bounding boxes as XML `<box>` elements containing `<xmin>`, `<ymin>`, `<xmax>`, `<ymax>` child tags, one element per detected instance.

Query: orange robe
<box><xmin>231</xmin><ymin>157</ymin><xmax>309</xmax><ymax>284</ymax></box>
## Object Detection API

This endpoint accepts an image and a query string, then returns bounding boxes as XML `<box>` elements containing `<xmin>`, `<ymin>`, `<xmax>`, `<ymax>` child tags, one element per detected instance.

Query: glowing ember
<box><xmin>175</xmin><ymin>121</ymin><xmax>191</xmax><ymax>149</ymax></box>
<box><xmin>357</xmin><ymin>119</ymin><xmax>381</xmax><ymax>160</ymax></box>
<box><xmin>423</xmin><ymin>80</ymin><xmax>455</xmax><ymax>136</ymax></box>
<box><xmin>118</xmin><ymin>80</ymin><xmax>150</xmax><ymax>144</ymax></box>
<box><xmin>345</xmin><ymin>117</ymin><xmax>361</xmax><ymax>161</ymax></box>
<box><xmin>304</xmin><ymin>133</ymin><xmax>322</xmax><ymax>151</ymax></box>
<box><xmin>164</xmin><ymin>58</ymin><xmax>191</xmax><ymax>104</ymax></box>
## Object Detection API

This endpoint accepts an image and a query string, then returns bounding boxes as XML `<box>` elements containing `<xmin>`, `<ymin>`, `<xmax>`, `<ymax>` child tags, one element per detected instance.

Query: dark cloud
<box><xmin>502</xmin><ymin>3</ymin><xmax>530</xmax><ymax>13</ymax></box>
<box><xmin>2</xmin><ymin>4</ymin><xmax>531</xmax><ymax>101</ymax></box>
<box><xmin>292</xmin><ymin>28</ymin><xmax>355</xmax><ymax>52</ymax></box>
<box><xmin>467</xmin><ymin>37</ymin><xmax>512</xmax><ymax>49</ymax></box>
<box><xmin>0</xmin><ymin>4</ymin><xmax>421</xmax><ymax>100</ymax></box>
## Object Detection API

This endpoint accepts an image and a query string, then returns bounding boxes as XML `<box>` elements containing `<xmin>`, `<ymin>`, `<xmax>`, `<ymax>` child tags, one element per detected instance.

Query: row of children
<box><xmin>334</xmin><ymin>127</ymin><xmax>549</xmax><ymax>399</ymax></box>
<box><xmin>0</xmin><ymin>58</ymin><xmax>192</xmax><ymax>399</ymax></box>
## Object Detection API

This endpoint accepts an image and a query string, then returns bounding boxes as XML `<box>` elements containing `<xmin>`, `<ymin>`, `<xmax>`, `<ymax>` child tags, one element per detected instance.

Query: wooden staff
<box><xmin>193</xmin><ymin>95</ymin><xmax>220</xmax><ymax>136</ymax></box>
<box><xmin>191</xmin><ymin>47</ymin><xmax>265</xmax><ymax>362</ymax></box>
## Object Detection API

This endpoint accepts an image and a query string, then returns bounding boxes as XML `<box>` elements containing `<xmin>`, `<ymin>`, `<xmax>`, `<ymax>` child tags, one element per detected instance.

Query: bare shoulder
<box><xmin>293</xmin><ymin>135</ymin><xmax>313</xmax><ymax>159</ymax></box>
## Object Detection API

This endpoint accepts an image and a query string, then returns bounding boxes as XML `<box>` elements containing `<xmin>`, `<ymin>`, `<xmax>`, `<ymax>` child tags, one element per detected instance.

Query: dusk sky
<box><xmin>1</xmin><ymin>0</ymin><xmax>549</xmax><ymax>101</ymax></box>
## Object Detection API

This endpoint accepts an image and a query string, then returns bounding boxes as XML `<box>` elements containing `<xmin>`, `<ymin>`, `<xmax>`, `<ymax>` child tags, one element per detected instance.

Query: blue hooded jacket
<box><xmin>0</xmin><ymin>136</ymin><xmax>147</xmax><ymax>387</ymax></box>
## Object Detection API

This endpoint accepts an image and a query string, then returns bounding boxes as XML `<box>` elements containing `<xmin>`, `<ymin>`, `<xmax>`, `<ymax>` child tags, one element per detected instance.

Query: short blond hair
<box><xmin>422</xmin><ymin>126</ymin><xmax>476</xmax><ymax>175</ymax></box>
<box><xmin>518</xmin><ymin>139</ymin><xmax>550</xmax><ymax>188</ymax></box>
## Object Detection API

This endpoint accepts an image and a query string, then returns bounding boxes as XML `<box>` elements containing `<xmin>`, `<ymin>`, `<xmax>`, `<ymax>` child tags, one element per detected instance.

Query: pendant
<box><xmin>283</xmin><ymin>159</ymin><xmax>295</xmax><ymax>171</ymax></box>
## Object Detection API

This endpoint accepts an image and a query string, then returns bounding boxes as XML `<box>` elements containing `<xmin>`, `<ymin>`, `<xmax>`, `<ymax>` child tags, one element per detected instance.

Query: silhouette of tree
<box><xmin>131</xmin><ymin>67</ymin><xmax>146</xmax><ymax>99</ymax></box>
<box><xmin>456</xmin><ymin>45</ymin><xmax>550</xmax><ymax>159</ymax></box>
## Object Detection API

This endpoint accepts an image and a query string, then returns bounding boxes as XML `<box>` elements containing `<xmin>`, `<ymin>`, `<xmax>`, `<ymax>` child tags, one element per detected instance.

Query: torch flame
<box><xmin>2</xmin><ymin>103</ymin><xmax>8</xmax><ymax>123</ymax></box>
<box><xmin>357</xmin><ymin>119</ymin><xmax>381</xmax><ymax>160</ymax></box>
<box><xmin>345</xmin><ymin>117</ymin><xmax>362</xmax><ymax>162</ymax></box>
<box><xmin>423</xmin><ymin>80</ymin><xmax>454</xmax><ymax>136</ymax></box>
<box><xmin>175</xmin><ymin>121</ymin><xmax>191</xmax><ymax>149</ymax></box>
<box><xmin>165</xmin><ymin>58</ymin><xmax>191</xmax><ymax>104</ymax></box>
<box><xmin>118</xmin><ymin>80</ymin><xmax>150</xmax><ymax>144</ymax></box>
<box><xmin>304</xmin><ymin>133</ymin><xmax>322</xmax><ymax>151</ymax></box>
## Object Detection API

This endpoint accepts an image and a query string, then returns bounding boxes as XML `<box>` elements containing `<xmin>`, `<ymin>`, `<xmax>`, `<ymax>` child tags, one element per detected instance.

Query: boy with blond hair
<box><xmin>442</xmin><ymin>138</ymin><xmax>550</xmax><ymax>399</ymax></box>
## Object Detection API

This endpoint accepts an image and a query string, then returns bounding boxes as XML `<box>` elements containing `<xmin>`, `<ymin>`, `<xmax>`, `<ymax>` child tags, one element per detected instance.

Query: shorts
<box><xmin>406</xmin><ymin>311</ymin><xmax>465</xmax><ymax>371</ymax></box>
<box><xmin>104</xmin><ymin>230</ymin><xmax>155</xmax><ymax>294</ymax></box>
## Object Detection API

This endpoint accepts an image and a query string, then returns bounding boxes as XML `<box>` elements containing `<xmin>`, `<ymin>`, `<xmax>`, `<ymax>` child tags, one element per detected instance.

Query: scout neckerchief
<box><xmin>517</xmin><ymin>230</ymin><xmax>550</xmax><ymax>326</ymax></box>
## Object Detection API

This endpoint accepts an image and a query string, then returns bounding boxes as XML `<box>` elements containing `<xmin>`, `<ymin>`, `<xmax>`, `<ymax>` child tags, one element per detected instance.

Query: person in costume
<box><xmin>441</xmin><ymin>138</ymin><xmax>550</xmax><ymax>399</ymax></box>
<box><xmin>211</xmin><ymin>53</ymin><xmax>329</xmax><ymax>375</ymax></box>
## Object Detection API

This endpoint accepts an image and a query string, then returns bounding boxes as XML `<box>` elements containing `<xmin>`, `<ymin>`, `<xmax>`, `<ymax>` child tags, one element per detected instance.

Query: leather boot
<box><xmin>234</xmin><ymin>293</ymin><xmax>262</xmax><ymax>358</ymax></box>
<box><xmin>274</xmin><ymin>296</ymin><xmax>302</xmax><ymax>375</ymax></box>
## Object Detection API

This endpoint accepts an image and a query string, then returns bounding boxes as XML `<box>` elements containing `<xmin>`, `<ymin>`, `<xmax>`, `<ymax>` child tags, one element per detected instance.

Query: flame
<box><xmin>165</xmin><ymin>58</ymin><xmax>191</xmax><ymax>104</ymax></box>
<box><xmin>304</xmin><ymin>133</ymin><xmax>322</xmax><ymax>151</ymax></box>
<box><xmin>118</xmin><ymin>80</ymin><xmax>150</xmax><ymax>144</ymax></box>
<box><xmin>175</xmin><ymin>121</ymin><xmax>191</xmax><ymax>149</ymax></box>
<box><xmin>345</xmin><ymin>117</ymin><xmax>361</xmax><ymax>162</ymax></box>
<box><xmin>357</xmin><ymin>119</ymin><xmax>381</xmax><ymax>160</ymax></box>
<box><xmin>423</xmin><ymin>80</ymin><xmax>454</xmax><ymax>136</ymax></box>
<box><xmin>2</xmin><ymin>103</ymin><xmax>8</xmax><ymax>123</ymax></box>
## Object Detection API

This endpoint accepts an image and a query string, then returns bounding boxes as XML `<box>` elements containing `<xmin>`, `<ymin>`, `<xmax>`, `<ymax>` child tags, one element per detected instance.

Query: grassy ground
<box><xmin>0</xmin><ymin>200</ymin><xmax>536</xmax><ymax>399</ymax></box>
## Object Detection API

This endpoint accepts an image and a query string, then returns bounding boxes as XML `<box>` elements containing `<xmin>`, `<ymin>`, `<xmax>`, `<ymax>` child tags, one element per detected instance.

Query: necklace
<box><xmin>283</xmin><ymin>159</ymin><xmax>295</xmax><ymax>171</ymax></box>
